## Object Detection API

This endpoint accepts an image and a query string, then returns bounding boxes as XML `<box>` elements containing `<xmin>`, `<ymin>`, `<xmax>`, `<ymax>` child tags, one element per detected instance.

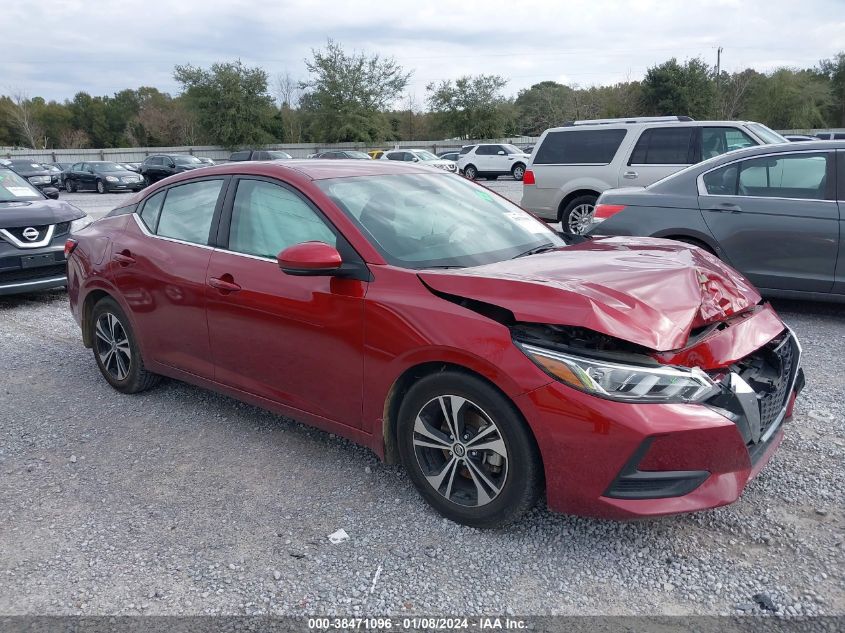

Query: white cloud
<box><xmin>4</xmin><ymin>0</ymin><xmax>843</xmax><ymax>105</ymax></box>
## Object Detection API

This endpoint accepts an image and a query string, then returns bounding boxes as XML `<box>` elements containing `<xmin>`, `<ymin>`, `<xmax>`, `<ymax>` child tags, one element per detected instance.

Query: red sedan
<box><xmin>66</xmin><ymin>160</ymin><xmax>804</xmax><ymax>528</ymax></box>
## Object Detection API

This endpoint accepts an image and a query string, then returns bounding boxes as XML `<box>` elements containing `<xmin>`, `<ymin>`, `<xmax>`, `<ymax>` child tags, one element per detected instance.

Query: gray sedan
<box><xmin>585</xmin><ymin>140</ymin><xmax>844</xmax><ymax>302</ymax></box>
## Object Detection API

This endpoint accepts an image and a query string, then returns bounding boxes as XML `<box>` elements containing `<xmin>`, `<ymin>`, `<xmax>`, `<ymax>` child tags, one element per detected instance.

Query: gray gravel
<box><xmin>0</xmin><ymin>189</ymin><xmax>842</xmax><ymax>617</ymax></box>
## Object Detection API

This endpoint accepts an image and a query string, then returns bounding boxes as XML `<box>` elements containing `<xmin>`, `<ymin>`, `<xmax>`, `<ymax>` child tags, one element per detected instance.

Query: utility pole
<box><xmin>715</xmin><ymin>46</ymin><xmax>723</xmax><ymax>117</ymax></box>
<box><xmin>408</xmin><ymin>94</ymin><xmax>414</xmax><ymax>140</ymax></box>
<box><xmin>716</xmin><ymin>46</ymin><xmax>723</xmax><ymax>81</ymax></box>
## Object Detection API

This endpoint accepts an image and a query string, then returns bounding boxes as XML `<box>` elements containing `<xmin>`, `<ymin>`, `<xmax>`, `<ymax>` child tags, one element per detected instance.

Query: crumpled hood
<box><xmin>0</xmin><ymin>199</ymin><xmax>85</xmax><ymax>228</ymax></box>
<box><xmin>418</xmin><ymin>236</ymin><xmax>761</xmax><ymax>352</ymax></box>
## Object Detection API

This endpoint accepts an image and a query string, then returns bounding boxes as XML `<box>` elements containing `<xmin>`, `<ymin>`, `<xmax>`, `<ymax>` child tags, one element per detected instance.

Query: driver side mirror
<box><xmin>277</xmin><ymin>242</ymin><xmax>342</xmax><ymax>276</ymax></box>
<box><xmin>497</xmin><ymin>150</ymin><xmax>505</xmax><ymax>155</ymax></box>
<box><xmin>43</xmin><ymin>187</ymin><xmax>60</xmax><ymax>200</ymax></box>
<box><xmin>411</xmin><ymin>157</ymin><xmax>419</xmax><ymax>162</ymax></box>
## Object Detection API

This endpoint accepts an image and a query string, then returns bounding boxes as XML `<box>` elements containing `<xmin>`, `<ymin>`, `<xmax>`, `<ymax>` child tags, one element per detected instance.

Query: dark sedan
<box><xmin>3</xmin><ymin>159</ymin><xmax>61</xmax><ymax>192</ymax></box>
<box><xmin>0</xmin><ymin>166</ymin><xmax>89</xmax><ymax>295</ymax></box>
<box><xmin>586</xmin><ymin>140</ymin><xmax>844</xmax><ymax>302</ymax></box>
<box><xmin>311</xmin><ymin>150</ymin><xmax>372</xmax><ymax>159</ymax></box>
<box><xmin>140</xmin><ymin>154</ymin><xmax>204</xmax><ymax>185</ymax></box>
<box><xmin>64</xmin><ymin>161</ymin><xmax>144</xmax><ymax>194</ymax></box>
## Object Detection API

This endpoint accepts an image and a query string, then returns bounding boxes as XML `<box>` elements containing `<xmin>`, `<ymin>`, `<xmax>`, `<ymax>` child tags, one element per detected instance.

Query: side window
<box><xmin>139</xmin><ymin>190</ymin><xmax>166</xmax><ymax>231</ymax></box>
<box><xmin>629</xmin><ymin>127</ymin><xmax>695</xmax><ymax>165</ymax></box>
<box><xmin>150</xmin><ymin>157</ymin><xmax>163</xmax><ymax>166</ymax></box>
<box><xmin>72</xmin><ymin>163</ymin><xmax>82</xmax><ymax>171</ymax></box>
<box><xmin>386</xmin><ymin>152</ymin><xmax>403</xmax><ymax>161</ymax></box>
<box><xmin>701</xmin><ymin>127</ymin><xmax>756</xmax><ymax>159</ymax></box>
<box><xmin>229</xmin><ymin>151</ymin><xmax>250</xmax><ymax>161</ymax></box>
<box><xmin>156</xmin><ymin>179</ymin><xmax>224</xmax><ymax>244</ymax></box>
<box><xmin>534</xmin><ymin>129</ymin><xmax>627</xmax><ymax>165</ymax></box>
<box><xmin>459</xmin><ymin>146</ymin><xmax>474</xmax><ymax>155</ymax></box>
<box><xmin>228</xmin><ymin>179</ymin><xmax>336</xmax><ymax>258</ymax></box>
<box><xmin>476</xmin><ymin>145</ymin><xmax>495</xmax><ymax>156</ymax></box>
<box><xmin>737</xmin><ymin>153</ymin><xmax>830</xmax><ymax>200</ymax></box>
<box><xmin>253</xmin><ymin>151</ymin><xmax>268</xmax><ymax>160</ymax></box>
<box><xmin>702</xmin><ymin>164</ymin><xmax>739</xmax><ymax>195</ymax></box>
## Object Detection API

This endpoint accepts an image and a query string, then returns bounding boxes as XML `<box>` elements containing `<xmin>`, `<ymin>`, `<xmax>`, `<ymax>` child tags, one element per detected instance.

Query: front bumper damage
<box><xmin>512</xmin><ymin>304</ymin><xmax>805</xmax><ymax>519</ymax></box>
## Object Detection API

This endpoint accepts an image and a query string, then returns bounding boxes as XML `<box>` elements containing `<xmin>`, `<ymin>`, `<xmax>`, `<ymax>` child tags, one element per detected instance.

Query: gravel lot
<box><xmin>0</xmin><ymin>187</ymin><xmax>842</xmax><ymax>617</ymax></box>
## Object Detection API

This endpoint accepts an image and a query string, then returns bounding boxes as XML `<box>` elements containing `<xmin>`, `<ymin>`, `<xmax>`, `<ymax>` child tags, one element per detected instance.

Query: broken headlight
<box><xmin>519</xmin><ymin>343</ymin><xmax>716</xmax><ymax>403</ymax></box>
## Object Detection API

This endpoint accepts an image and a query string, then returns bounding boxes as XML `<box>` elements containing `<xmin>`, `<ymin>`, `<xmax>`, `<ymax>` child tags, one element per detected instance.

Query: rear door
<box><xmin>624</xmin><ymin>127</ymin><xmax>695</xmax><ymax>186</ymax></box>
<box><xmin>698</xmin><ymin>150</ymin><xmax>839</xmax><ymax>292</ymax></box>
<box><xmin>111</xmin><ymin>177</ymin><xmax>229</xmax><ymax>378</ymax></box>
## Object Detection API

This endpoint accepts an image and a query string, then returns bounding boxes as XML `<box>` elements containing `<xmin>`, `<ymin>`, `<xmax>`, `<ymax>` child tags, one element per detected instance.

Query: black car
<box><xmin>140</xmin><ymin>154</ymin><xmax>204</xmax><ymax>185</ymax></box>
<box><xmin>784</xmin><ymin>135</ymin><xmax>817</xmax><ymax>142</ymax></box>
<box><xmin>228</xmin><ymin>149</ymin><xmax>293</xmax><ymax>161</ymax></box>
<box><xmin>310</xmin><ymin>150</ymin><xmax>371</xmax><ymax>160</ymax></box>
<box><xmin>0</xmin><ymin>166</ymin><xmax>89</xmax><ymax>295</ymax></box>
<box><xmin>64</xmin><ymin>161</ymin><xmax>144</xmax><ymax>194</ymax></box>
<box><xmin>2</xmin><ymin>159</ymin><xmax>61</xmax><ymax>192</ymax></box>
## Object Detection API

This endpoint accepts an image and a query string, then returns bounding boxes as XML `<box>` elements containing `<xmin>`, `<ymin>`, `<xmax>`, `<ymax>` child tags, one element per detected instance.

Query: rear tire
<box><xmin>512</xmin><ymin>163</ymin><xmax>526</xmax><ymax>181</ymax></box>
<box><xmin>91</xmin><ymin>297</ymin><xmax>159</xmax><ymax>394</ymax></box>
<box><xmin>463</xmin><ymin>165</ymin><xmax>478</xmax><ymax>180</ymax></box>
<box><xmin>65</xmin><ymin>179</ymin><xmax>76</xmax><ymax>193</ymax></box>
<box><xmin>397</xmin><ymin>370</ymin><xmax>543</xmax><ymax>528</ymax></box>
<box><xmin>560</xmin><ymin>194</ymin><xmax>598</xmax><ymax>235</ymax></box>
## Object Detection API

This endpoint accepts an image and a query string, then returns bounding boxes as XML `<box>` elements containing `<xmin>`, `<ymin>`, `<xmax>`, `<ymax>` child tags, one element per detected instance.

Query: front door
<box><xmin>698</xmin><ymin>150</ymin><xmax>839</xmax><ymax>293</ymax></box>
<box><xmin>205</xmin><ymin>177</ymin><xmax>367</xmax><ymax>428</ymax></box>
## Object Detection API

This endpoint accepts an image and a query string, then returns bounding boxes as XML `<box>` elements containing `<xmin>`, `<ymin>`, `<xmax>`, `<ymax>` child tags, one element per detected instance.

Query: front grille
<box><xmin>758</xmin><ymin>336</ymin><xmax>795</xmax><ymax>430</ymax></box>
<box><xmin>0</xmin><ymin>264</ymin><xmax>66</xmax><ymax>284</ymax></box>
<box><xmin>3</xmin><ymin>225</ymin><xmax>51</xmax><ymax>243</ymax></box>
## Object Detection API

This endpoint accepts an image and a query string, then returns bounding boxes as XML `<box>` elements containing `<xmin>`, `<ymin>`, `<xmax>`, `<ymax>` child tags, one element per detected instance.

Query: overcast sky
<box><xmin>4</xmin><ymin>0</ymin><xmax>845</xmax><ymax>106</ymax></box>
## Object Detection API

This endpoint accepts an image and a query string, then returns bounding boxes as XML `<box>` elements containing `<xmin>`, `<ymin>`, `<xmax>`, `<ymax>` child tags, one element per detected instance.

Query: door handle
<box><xmin>623</xmin><ymin>171</ymin><xmax>638</xmax><ymax>179</ymax></box>
<box><xmin>208</xmin><ymin>275</ymin><xmax>241</xmax><ymax>293</ymax></box>
<box><xmin>709</xmin><ymin>203</ymin><xmax>743</xmax><ymax>213</ymax></box>
<box><xmin>113</xmin><ymin>251</ymin><xmax>135</xmax><ymax>266</ymax></box>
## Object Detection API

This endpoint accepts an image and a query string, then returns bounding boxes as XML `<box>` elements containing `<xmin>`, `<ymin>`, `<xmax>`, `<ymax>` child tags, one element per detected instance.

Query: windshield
<box><xmin>0</xmin><ymin>169</ymin><xmax>43</xmax><ymax>201</ymax></box>
<box><xmin>174</xmin><ymin>156</ymin><xmax>203</xmax><ymax>165</ymax></box>
<box><xmin>9</xmin><ymin>160</ymin><xmax>44</xmax><ymax>171</ymax></box>
<box><xmin>410</xmin><ymin>150</ymin><xmax>439</xmax><ymax>161</ymax></box>
<box><xmin>317</xmin><ymin>173</ymin><xmax>564</xmax><ymax>269</ymax></box>
<box><xmin>267</xmin><ymin>151</ymin><xmax>292</xmax><ymax>159</ymax></box>
<box><xmin>90</xmin><ymin>162</ymin><xmax>123</xmax><ymax>172</ymax></box>
<box><xmin>746</xmin><ymin>123</ymin><xmax>787</xmax><ymax>145</ymax></box>
<box><xmin>502</xmin><ymin>144</ymin><xmax>523</xmax><ymax>154</ymax></box>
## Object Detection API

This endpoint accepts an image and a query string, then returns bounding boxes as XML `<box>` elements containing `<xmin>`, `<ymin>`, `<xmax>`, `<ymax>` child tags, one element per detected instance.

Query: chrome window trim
<box><xmin>696</xmin><ymin>148</ymin><xmax>836</xmax><ymax>200</ymax></box>
<box><xmin>0</xmin><ymin>224</ymin><xmax>55</xmax><ymax>249</ymax></box>
<box><xmin>131</xmin><ymin>213</ymin><xmax>215</xmax><ymax>251</ymax></box>
<box><xmin>213</xmin><ymin>247</ymin><xmax>276</xmax><ymax>264</ymax></box>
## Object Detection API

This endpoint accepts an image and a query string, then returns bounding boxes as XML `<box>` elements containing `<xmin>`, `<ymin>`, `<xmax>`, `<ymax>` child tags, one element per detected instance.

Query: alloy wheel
<box><xmin>97</xmin><ymin>181</ymin><xmax>105</xmax><ymax>194</ymax></box>
<box><xmin>567</xmin><ymin>203</ymin><xmax>595</xmax><ymax>234</ymax></box>
<box><xmin>412</xmin><ymin>395</ymin><xmax>508</xmax><ymax>507</ymax></box>
<box><xmin>512</xmin><ymin>165</ymin><xmax>525</xmax><ymax>180</ymax></box>
<box><xmin>94</xmin><ymin>312</ymin><xmax>132</xmax><ymax>381</ymax></box>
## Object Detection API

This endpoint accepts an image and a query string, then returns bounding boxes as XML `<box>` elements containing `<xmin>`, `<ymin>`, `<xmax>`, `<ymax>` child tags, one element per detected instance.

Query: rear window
<box><xmin>534</xmin><ymin>129</ymin><xmax>627</xmax><ymax>165</ymax></box>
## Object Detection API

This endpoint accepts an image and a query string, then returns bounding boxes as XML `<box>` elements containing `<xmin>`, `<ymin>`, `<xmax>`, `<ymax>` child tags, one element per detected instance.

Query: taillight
<box><xmin>522</xmin><ymin>169</ymin><xmax>535</xmax><ymax>185</ymax></box>
<box><xmin>64</xmin><ymin>238</ymin><xmax>78</xmax><ymax>259</ymax></box>
<box><xmin>592</xmin><ymin>204</ymin><xmax>626</xmax><ymax>222</ymax></box>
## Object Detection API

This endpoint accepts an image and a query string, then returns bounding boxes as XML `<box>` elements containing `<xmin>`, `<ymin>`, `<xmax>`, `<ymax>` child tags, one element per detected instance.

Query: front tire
<box><xmin>397</xmin><ymin>370</ymin><xmax>543</xmax><ymax>528</ymax></box>
<box><xmin>560</xmin><ymin>194</ymin><xmax>598</xmax><ymax>235</ymax></box>
<box><xmin>91</xmin><ymin>297</ymin><xmax>159</xmax><ymax>394</ymax></box>
<box><xmin>96</xmin><ymin>180</ymin><xmax>107</xmax><ymax>194</ymax></box>
<box><xmin>463</xmin><ymin>165</ymin><xmax>478</xmax><ymax>180</ymax></box>
<box><xmin>65</xmin><ymin>179</ymin><xmax>76</xmax><ymax>193</ymax></box>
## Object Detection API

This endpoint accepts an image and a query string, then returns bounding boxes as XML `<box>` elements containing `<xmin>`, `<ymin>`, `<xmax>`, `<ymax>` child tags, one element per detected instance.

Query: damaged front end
<box><xmin>510</xmin><ymin>305</ymin><xmax>805</xmax><ymax>475</ymax></box>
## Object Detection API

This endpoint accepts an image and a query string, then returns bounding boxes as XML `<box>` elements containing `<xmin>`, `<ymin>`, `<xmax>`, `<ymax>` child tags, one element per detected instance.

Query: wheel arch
<box><xmin>380</xmin><ymin>361</ymin><xmax>543</xmax><ymax>474</ymax></box>
<box><xmin>81</xmin><ymin>289</ymin><xmax>112</xmax><ymax>348</ymax></box>
<box><xmin>650</xmin><ymin>229</ymin><xmax>721</xmax><ymax>256</ymax></box>
<box><xmin>557</xmin><ymin>189</ymin><xmax>601</xmax><ymax>221</ymax></box>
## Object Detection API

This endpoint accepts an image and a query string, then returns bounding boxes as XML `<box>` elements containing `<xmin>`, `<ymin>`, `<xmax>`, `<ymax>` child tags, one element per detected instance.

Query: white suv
<box><xmin>520</xmin><ymin>116</ymin><xmax>787</xmax><ymax>233</ymax></box>
<box><xmin>457</xmin><ymin>143</ymin><xmax>531</xmax><ymax>181</ymax></box>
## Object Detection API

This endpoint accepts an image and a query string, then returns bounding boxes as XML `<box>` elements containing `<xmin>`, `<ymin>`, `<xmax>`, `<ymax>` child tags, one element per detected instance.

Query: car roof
<box><xmin>543</xmin><ymin>120</ymin><xmax>763</xmax><ymax>134</ymax></box>
<box><xmin>160</xmin><ymin>159</ymin><xmax>441</xmax><ymax>181</ymax></box>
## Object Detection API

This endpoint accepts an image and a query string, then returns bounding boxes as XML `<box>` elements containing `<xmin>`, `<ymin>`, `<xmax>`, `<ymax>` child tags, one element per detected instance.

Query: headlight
<box><xmin>105</xmin><ymin>176</ymin><xmax>119</xmax><ymax>182</ymax></box>
<box><xmin>29</xmin><ymin>175</ymin><xmax>50</xmax><ymax>185</ymax></box>
<box><xmin>519</xmin><ymin>343</ymin><xmax>716</xmax><ymax>403</ymax></box>
<box><xmin>70</xmin><ymin>215</ymin><xmax>93</xmax><ymax>233</ymax></box>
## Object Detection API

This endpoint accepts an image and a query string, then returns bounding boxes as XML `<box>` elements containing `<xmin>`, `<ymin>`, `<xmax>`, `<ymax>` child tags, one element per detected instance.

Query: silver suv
<box><xmin>520</xmin><ymin>116</ymin><xmax>787</xmax><ymax>233</ymax></box>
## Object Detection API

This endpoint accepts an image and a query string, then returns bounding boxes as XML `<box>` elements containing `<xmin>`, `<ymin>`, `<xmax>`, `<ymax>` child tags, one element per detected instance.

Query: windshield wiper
<box><xmin>512</xmin><ymin>243</ymin><xmax>557</xmax><ymax>259</ymax></box>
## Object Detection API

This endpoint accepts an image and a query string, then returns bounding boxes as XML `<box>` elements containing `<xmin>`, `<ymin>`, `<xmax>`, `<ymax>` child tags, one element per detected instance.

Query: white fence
<box><xmin>1</xmin><ymin>137</ymin><xmax>541</xmax><ymax>163</ymax></box>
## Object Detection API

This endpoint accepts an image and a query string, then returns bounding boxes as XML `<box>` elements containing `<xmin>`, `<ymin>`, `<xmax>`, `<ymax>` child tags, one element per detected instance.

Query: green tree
<box><xmin>301</xmin><ymin>39</ymin><xmax>411</xmax><ymax>143</ymax></box>
<box><xmin>514</xmin><ymin>81</ymin><xmax>575</xmax><ymax>135</ymax></box>
<box><xmin>641</xmin><ymin>58</ymin><xmax>716</xmax><ymax>119</ymax></box>
<box><xmin>745</xmin><ymin>69</ymin><xmax>832</xmax><ymax>129</ymax></box>
<box><xmin>174</xmin><ymin>60</ymin><xmax>276</xmax><ymax>149</ymax></box>
<box><xmin>426</xmin><ymin>75</ymin><xmax>509</xmax><ymax>138</ymax></box>
<box><xmin>818</xmin><ymin>52</ymin><xmax>845</xmax><ymax>126</ymax></box>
